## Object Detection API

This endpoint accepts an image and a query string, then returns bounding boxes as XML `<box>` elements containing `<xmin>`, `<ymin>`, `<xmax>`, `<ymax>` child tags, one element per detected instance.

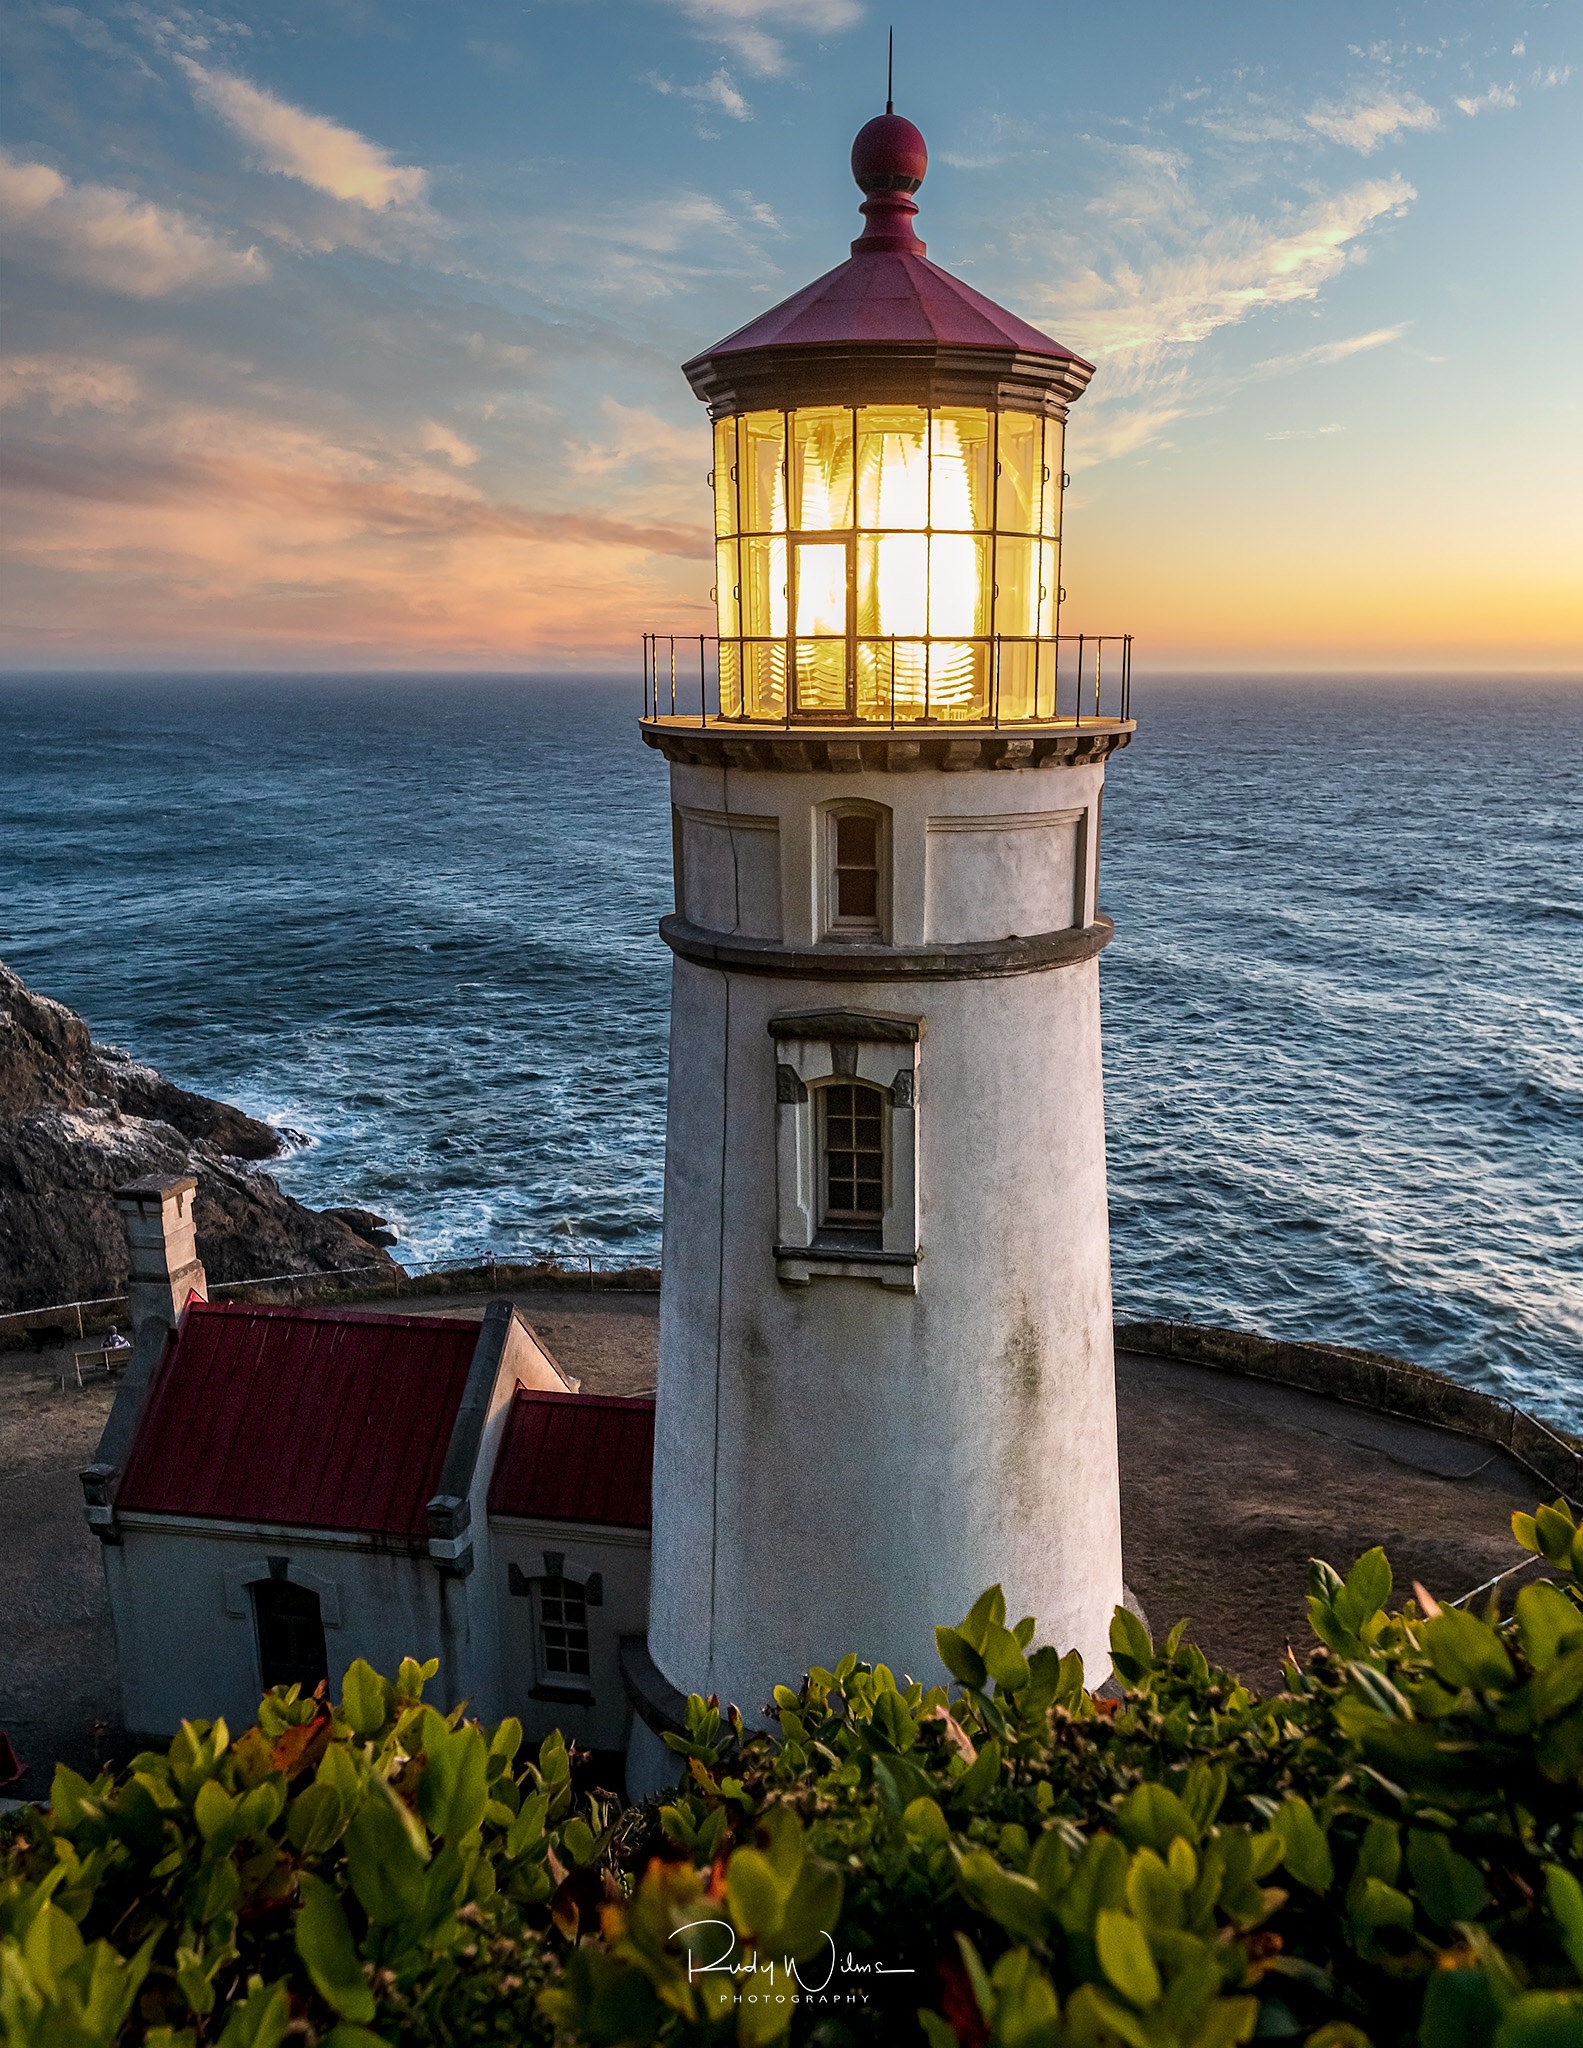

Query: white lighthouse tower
<box><xmin>626</xmin><ymin>105</ymin><xmax>1135</xmax><ymax>1791</ymax></box>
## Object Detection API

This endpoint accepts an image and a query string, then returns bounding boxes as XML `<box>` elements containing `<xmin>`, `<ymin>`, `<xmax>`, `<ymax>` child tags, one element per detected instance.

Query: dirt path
<box><xmin>0</xmin><ymin>1292</ymin><xmax>1546</xmax><ymax>1801</ymax></box>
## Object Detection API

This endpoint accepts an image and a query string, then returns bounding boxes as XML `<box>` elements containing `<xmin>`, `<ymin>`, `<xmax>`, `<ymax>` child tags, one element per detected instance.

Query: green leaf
<box><xmin>1352</xmin><ymin>1819</ymin><xmax>1401</xmax><ymax>1892</ymax></box>
<box><xmin>1334</xmin><ymin>1546</ymin><xmax>1392</xmax><ymax>1636</ymax></box>
<box><xmin>1109</xmin><ymin>1605</ymin><xmax>1153</xmax><ymax>1684</ymax></box>
<box><xmin>954</xmin><ymin>1738</ymin><xmax>1001</xmax><ymax>1807</ymax></box>
<box><xmin>726</xmin><ymin>1847</ymin><xmax>785</xmax><ymax>1942</ymax></box>
<box><xmin>339</xmin><ymin>1661</ymin><xmax>391</xmax><ymax>1740</ymax></box>
<box><xmin>1095</xmin><ymin>1908</ymin><xmax>1162</xmax><ymax>2009</ymax></box>
<box><xmin>956</xmin><ymin>1850</ymin><xmax>1052</xmax><ymax>1946</ymax></box>
<box><xmin>1421</xmin><ymin>1964</ymin><xmax>1502</xmax><ymax>2048</ymax></box>
<box><xmin>1270</xmin><ymin>1797</ymin><xmax>1333</xmax><ymax>1893</ymax></box>
<box><xmin>1534</xmin><ymin>1503</ymin><xmax>1580</xmax><ymax>1568</ymax></box>
<box><xmin>1516</xmin><ymin>1584</ymin><xmax>1583</xmax><ymax>1672</ymax></box>
<box><xmin>1116</xmin><ymin>1781</ymin><xmax>1199</xmax><ymax>1855</ymax></box>
<box><xmin>1492</xmin><ymin>1991</ymin><xmax>1583</xmax><ymax>2048</ymax></box>
<box><xmin>871</xmin><ymin>1751</ymin><xmax>936</xmax><ymax>1820</ymax></box>
<box><xmin>1545</xmin><ymin>1866</ymin><xmax>1583</xmax><ymax>1982</ymax></box>
<box><xmin>344</xmin><ymin>1778</ymin><xmax>430</xmax><ymax>1925</ymax></box>
<box><xmin>561</xmin><ymin>1817</ymin><xmax>596</xmax><ymax>1866</ymax></box>
<box><xmin>935</xmin><ymin>1626</ymin><xmax>988</xmax><ymax>1692</ymax></box>
<box><xmin>1424</xmin><ymin>1609</ymin><xmax>1516</xmax><ymax>1691</ymax></box>
<box><xmin>295</xmin><ymin>1875</ymin><xmax>375</xmax><ymax>2023</ymax></box>
<box><xmin>870</xmin><ymin>1688</ymin><xmax>917</xmax><ymax>1752</ymax></box>
<box><xmin>416</xmin><ymin>1723</ymin><xmax>488</xmax><ymax>1843</ymax></box>
<box><xmin>960</xmin><ymin>1586</ymin><xmax>1007</xmax><ymax>1653</ymax></box>
<box><xmin>214</xmin><ymin>1980</ymin><xmax>292</xmax><ymax>2048</ymax></box>
<box><xmin>903</xmin><ymin>1797</ymin><xmax>950</xmax><ymax>1852</ymax></box>
<box><xmin>982</xmin><ymin>1623</ymin><xmax>1031</xmax><ymax>1695</ymax></box>
<box><xmin>1407</xmin><ymin>1830</ymin><xmax>1490</xmax><ymax>1928</ymax></box>
<box><xmin>193</xmin><ymin>1778</ymin><xmax>236</xmax><ymax>1841</ymax></box>
<box><xmin>320</xmin><ymin>2029</ymin><xmax>393</xmax><ymax>2048</ymax></box>
<box><xmin>286</xmin><ymin>1782</ymin><xmax>347</xmax><ymax>1858</ymax></box>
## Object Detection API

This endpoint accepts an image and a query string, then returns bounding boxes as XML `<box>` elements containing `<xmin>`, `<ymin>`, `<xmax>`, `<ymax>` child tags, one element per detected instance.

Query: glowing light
<box><xmin>714</xmin><ymin>401</ymin><xmax>1064</xmax><ymax>721</ymax></box>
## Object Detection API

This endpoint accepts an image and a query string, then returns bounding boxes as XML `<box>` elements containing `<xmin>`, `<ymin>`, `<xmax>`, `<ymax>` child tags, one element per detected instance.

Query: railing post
<box><xmin>669</xmin><ymin>637</ymin><xmax>676</xmax><ymax>717</ymax></box>
<box><xmin>1076</xmin><ymin>633</ymin><xmax>1085</xmax><ymax>727</ymax></box>
<box><xmin>699</xmin><ymin>634</ymin><xmax>706</xmax><ymax>728</ymax></box>
<box><xmin>1095</xmin><ymin>639</ymin><xmax>1103</xmax><ymax>720</ymax></box>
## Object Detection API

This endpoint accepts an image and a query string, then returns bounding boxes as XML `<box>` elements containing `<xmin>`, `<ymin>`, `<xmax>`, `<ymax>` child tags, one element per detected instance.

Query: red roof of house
<box><xmin>116</xmin><ymin>1302</ymin><xmax>481</xmax><ymax>1538</ymax></box>
<box><xmin>488</xmin><ymin>1388</ymin><xmax>654</xmax><ymax>1529</ymax></box>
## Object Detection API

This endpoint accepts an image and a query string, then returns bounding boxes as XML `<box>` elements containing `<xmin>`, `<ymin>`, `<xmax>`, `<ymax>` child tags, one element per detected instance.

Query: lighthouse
<box><xmin>625</xmin><ymin>104</ymin><xmax>1135</xmax><ymax>1792</ymax></box>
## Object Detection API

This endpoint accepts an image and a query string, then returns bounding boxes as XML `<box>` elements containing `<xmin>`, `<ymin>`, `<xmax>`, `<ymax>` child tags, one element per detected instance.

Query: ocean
<box><xmin>2</xmin><ymin>673</ymin><xmax>1578</xmax><ymax>1428</ymax></box>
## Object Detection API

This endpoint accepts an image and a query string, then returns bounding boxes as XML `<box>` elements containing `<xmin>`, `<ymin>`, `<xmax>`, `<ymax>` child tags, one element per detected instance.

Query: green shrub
<box><xmin>4</xmin><ymin>1504</ymin><xmax>1581</xmax><ymax>2047</ymax></box>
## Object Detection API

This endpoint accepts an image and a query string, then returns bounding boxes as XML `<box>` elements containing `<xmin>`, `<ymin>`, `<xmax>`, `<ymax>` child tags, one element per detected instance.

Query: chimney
<box><xmin>113</xmin><ymin>1175</ymin><xmax>207</xmax><ymax>1338</ymax></box>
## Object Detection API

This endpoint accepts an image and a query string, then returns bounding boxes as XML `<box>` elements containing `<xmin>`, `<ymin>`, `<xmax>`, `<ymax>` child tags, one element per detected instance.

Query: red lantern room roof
<box><xmin>682</xmin><ymin>109</ymin><xmax>1094</xmax><ymax>421</ymax></box>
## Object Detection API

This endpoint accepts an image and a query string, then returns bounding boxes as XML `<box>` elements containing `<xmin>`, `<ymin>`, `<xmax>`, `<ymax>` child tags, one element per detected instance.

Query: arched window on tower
<box><xmin>823</xmin><ymin>801</ymin><xmax>890</xmax><ymax>939</ymax></box>
<box><xmin>818</xmin><ymin>1081</ymin><xmax>886</xmax><ymax>1249</ymax></box>
<box><xmin>251</xmin><ymin>1577</ymin><xmax>328</xmax><ymax>1694</ymax></box>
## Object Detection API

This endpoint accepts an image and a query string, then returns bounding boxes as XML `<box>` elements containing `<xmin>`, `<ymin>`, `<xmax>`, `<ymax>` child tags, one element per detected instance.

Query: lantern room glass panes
<box><xmin>713</xmin><ymin>403</ymin><xmax>1067</xmax><ymax>722</ymax></box>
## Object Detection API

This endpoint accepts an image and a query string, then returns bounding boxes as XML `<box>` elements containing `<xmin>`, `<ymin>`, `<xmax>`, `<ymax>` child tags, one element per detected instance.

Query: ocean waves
<box><xmin>2</xmin><ymin>671</ymin><xmax>1578</xmax><ymax>1428</ymax></box>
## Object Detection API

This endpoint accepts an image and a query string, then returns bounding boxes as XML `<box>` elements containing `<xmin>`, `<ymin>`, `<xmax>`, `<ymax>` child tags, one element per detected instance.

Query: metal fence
<box><xmin>642</xmin><ymin>632</ymin><xmax>1132</xmax><ymax>729</ymax></box>
<box><xmin>0</xmin><ymin>1253</ymin><xmax>662</xmax><ymax>1347</ymax></box>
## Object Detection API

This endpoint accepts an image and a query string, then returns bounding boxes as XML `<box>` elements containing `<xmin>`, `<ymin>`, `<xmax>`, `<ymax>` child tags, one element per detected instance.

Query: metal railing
<box><xmin>0</xmin><ymin>1253</ymin><xmax>665</xmax><ymax>1347</ymax></box>
<box><xmin>642</xmin><ymin>632</ymin><xmax>1133</xmax><ymax>729</ymax></box>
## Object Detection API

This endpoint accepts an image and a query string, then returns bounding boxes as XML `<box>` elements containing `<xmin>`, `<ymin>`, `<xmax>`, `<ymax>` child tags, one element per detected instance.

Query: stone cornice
<box><xmin>640</xmin><ymin>721</ymin><xmax>1133</xmax><ymax>774</ymax></box>
<box><xmin>660</xmin><ymin>913</ymin><xmax>1113</xmax><ymax>981</ymax></box>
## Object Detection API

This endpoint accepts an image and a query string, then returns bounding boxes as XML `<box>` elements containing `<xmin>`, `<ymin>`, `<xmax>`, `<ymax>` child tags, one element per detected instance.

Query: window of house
<box><xmin>826</xmin><ymin>805</ymin><xmax>887</xmax><ymax>937</ymax></box>
<box><xmin>540</xmin><ymin>1574</ymin><xmax>591</xmax><ymax>1677</ymax></box>
<box><xmin>252</xmin><ymin>1579</ymin><xmax>328</xmax><ymax>1694</ymax></box>
<box><xmin>819</xmin><ymin>1082</ymin><xmax>886</xmax><ymax>1247</ymax></box>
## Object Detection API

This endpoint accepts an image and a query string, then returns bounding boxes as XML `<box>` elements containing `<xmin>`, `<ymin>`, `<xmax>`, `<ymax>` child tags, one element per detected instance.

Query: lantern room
<box><xmin>651</xmin><ymin>105</ymin><xmax>1131</xmax><ymax>730</ymax></box>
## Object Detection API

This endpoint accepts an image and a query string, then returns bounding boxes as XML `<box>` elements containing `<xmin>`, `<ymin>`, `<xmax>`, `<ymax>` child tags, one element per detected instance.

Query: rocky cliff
<box><xmin>0</xmin><ymin>961</ymin><xmax>400</xmax><ymax>1312</ymax></box>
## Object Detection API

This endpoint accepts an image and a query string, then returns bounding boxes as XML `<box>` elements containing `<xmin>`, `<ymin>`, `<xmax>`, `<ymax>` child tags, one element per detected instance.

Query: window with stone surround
<box><xmin>818</xmin><ymin>1081</ymin><xmax>886</xmax><ymax>1247</ymax></box>
<box><xmin>540</xmin><ymin>1574</ymin><xmax>591</xmax><ymax>1677</ymax></box>
<box><xmin>251</xmin><ymin>1578</ymin><xmax>328</xmax><ymax>1693</ymax></box>
<box><xmin>772</xmin><ymin>1009</ymin><xmax>920</xmax><ymax>1289</ymax></box>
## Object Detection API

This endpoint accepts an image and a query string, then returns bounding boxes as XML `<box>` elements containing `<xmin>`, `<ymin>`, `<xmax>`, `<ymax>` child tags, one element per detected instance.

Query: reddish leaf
<box><xmin>936</xmin><ymin>1952</ymin><xmax>990</xmax><ymax>2048</ymax></box>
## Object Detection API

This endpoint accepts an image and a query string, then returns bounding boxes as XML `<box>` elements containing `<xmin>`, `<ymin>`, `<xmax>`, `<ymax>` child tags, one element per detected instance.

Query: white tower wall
<box><xmin>643</xmin><ymin>751</ymin><xmax>1125</xmax><ymax>1734</ymax></box>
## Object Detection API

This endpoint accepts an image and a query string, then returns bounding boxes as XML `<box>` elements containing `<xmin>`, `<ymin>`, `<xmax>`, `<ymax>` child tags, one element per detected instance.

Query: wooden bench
<box><xmin>63</xmin><ymin>1338</ymin><xmax>132</xmax><ymax>1390</ymax></box>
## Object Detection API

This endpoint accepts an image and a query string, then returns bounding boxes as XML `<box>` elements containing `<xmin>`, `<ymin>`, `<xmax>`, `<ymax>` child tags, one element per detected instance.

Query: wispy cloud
<box><xmin>178</xmin><ymin>59</ymin><xmax>428</xmax><ymax>209</ymax></box>
<box><xmin>1049</xmin><ymin>164</ymin><xmax>1415</xmax><ymax>370</ymax></box>
<box><xmin>1456</xmin><ymin>83</ymin><xmax>1519</xmax><ymax>116</ymax></box>
<box><xmin>653</xmin><ymin>0</ymin><xmax>862</xmax><ymax>79</ymax></box>
<box><xmin>419</xmin><ymin>421</ymin><xmax>479</xmax><ymax>468</ymax></box>
<box><xmin>1029</xmin><ymin>136</ymin><xmax>1417</xmax><ymax>467</ymax></box>
<box><xmin>0</xmin><ymin>353</ymin><xmax>142</xmax><ymax>413</ymax></box>
<box><xmin>1251</xmin><ymin>323</ymin><xmax>1408</xmax><ymax>378</ymax></box>
<box><xmin>0</xmin><ymin>149</ymin><xmax>266</xmax><ymax>296</ymax></box>
<box><xmin>1303</xmin><ymin>85</ymin><xmax>1439</xmax><ymax>153</ymax></box>
<box><xmin>1266</xmin><ymin>423</ymin><xmax>1345</xmax><ymax>440</ymax></box>
<box><xmin>649</xmin><ymin>66</ymin><xmax>752</xmax><ymax>132</ymax></box>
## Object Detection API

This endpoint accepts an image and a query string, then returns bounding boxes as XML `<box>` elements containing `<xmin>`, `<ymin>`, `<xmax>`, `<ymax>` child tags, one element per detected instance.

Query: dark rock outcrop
<box><xmin>0</xmin><ymin>961</ymin><xmax>400</xmax><ymax>1312</ymax></box>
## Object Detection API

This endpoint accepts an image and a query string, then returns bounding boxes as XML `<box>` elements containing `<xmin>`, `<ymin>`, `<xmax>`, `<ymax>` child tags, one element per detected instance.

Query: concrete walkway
<box><xmin>0</xmin><ymin>1289</ymin><xmax>1545</xmax><ymax>1803</ymax></box>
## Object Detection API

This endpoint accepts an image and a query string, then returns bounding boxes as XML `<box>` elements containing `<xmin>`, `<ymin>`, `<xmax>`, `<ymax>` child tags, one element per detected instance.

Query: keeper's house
<box><xmin>83</xmin><ymin>1240</ymin><xmax>654</xmax><ymax>1752</ymax></box>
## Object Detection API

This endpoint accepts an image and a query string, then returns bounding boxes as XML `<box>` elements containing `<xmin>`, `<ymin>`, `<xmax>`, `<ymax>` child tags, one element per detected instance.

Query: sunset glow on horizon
<box><xmin>2</xmin><ymin>0</ymin><xmax>1579</xmax><ymax>676</ymax></box>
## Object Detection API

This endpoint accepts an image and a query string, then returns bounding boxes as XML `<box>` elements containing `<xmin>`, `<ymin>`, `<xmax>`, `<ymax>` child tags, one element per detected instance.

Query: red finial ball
<box><xmin>851</xmin><ymin>112</ymin><xmax>927</xmax><ymax>196</ymax></box>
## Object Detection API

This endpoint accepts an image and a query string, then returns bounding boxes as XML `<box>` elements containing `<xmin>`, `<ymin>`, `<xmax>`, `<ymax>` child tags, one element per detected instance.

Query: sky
<box><xmin>1</xmin><ymin>0</ymin><xmax>1579</xmax><ymax>674</ymax></box>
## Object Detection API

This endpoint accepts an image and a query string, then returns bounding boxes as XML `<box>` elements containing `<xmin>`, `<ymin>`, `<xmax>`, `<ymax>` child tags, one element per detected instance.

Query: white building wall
<box><xmin>105</xmin><ymin>1522</ymin><xmax>471</xmax><ymax>1738</ymax></box>
<box><xmin>100</xmin><ymin>1308</ymin><xmax>579</xmax><ymax>1739</ymax></box>
<box><xmin>489</xmin><ymin>1518</ymin><xmax>651</xmax><ymax>1752</ymax></box>
<box><xmin>648</xmin><ymin>756</ymin><xmax>1123</xmax><ymax>1732</ymax></box>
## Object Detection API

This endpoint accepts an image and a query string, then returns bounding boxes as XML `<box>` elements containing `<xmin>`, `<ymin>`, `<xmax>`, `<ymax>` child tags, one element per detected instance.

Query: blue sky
<box><xmin>2</xmin><ymin>0</ymin><xmax>1578</xmax><ymax>669</ymax></box>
